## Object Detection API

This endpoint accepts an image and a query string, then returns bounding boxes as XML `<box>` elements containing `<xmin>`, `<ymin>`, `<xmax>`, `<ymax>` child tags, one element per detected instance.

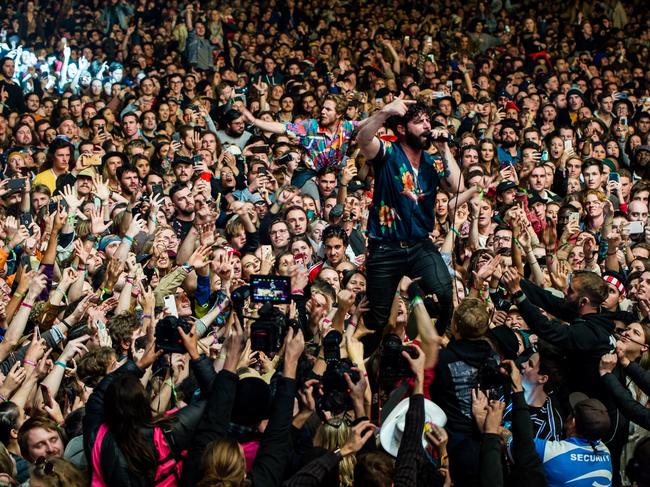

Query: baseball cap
<box><xmin>496</xmin><ymin>181</ymin><xmax>517</xmax><ymax>193</ymax></box>
<box><xmin>569</xmin><ymin>392</ymin><xmax>610</xmax><ymax>441</ymax></box>
<box><xmin>527</xmin><ymin>191</ymin><xmax>546</xmax><ymax>207</ymax></box>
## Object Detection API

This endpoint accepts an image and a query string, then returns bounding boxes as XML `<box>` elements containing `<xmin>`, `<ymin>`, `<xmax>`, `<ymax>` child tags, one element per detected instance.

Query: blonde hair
<box><xmin>198</xmin><ymin>438</ymin><xmax>246</xmax><ymax>487</ymax></box>
<box><xmin>29</xmin><ymin>457</ymin><xmax>87</xmax><ymax>487</ymax></box>
<box><xmin>314</xmin><ymin>421</ymin><xmax>356</xmax><ymax>487</ymax></box>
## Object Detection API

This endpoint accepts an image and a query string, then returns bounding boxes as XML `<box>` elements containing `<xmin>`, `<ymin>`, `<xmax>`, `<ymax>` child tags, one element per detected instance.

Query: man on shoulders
<box><xmin>355</xmin><ymin>94</ymin><xmax>463</xmax><ymax>334</ymax></box>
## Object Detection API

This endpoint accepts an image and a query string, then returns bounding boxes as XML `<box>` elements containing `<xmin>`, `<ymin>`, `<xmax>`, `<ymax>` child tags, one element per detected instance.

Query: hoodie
<box><xmin>517</xmin><ymin>281</ymin><xmax>618</xmax><ymax>410</ymax></box>
<box><xmin>431</xmin><ymin>339</ymin><xmax>499</xmax><ymax>435</ymax></box>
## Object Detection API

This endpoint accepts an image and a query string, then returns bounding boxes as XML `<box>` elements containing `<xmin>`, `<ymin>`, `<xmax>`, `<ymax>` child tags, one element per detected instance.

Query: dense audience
<box><xmin>0</xmin><ymin>0</ymin><xmax>650</xmax><ymax>486</ymax></box>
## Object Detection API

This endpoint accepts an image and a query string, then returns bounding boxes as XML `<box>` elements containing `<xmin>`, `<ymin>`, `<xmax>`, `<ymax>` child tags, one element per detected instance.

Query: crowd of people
<box><xmin>1</xmin><ymin>0</ymin><xmax>650</xmax><ymax>485</ymax></box>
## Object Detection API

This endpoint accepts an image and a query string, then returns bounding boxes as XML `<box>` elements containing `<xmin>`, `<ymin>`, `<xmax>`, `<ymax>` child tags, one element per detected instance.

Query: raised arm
<box><xmin>357</xmin><ymin>94</ymin><xmax>415</xmax><ymax>160</ymax></box>
<box><xmin>240</xmin><ymin>106</ymin><xmax>287</xmax><ymax>134</ymax></box>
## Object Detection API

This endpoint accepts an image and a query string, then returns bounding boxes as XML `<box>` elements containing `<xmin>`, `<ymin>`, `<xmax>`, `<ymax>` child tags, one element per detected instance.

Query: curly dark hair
<box><xmin>386</xmin><ymin>100</ymin><xmax>430</xmax><ymax>133</ymax></box>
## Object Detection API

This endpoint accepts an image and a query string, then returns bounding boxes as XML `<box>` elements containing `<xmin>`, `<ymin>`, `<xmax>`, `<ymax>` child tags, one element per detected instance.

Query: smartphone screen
<box><xmin>564</xmin><ymin>139</ymin><xmax>573</xmax><ymax>152</ymax></box>
<box><xmin>629</xmin><ymin>220</ymin><xmax>644</xmax><ymax>235</ymax></box>
<box><xmin>609</xmin><ymin>172</ymin><xmax>620</xmax><ymax>183</ymax></box>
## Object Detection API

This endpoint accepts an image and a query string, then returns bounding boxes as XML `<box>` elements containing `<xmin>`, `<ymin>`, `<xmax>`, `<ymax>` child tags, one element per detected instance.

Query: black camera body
<box><xmin>478</xmin><ymin>357</ymin><xmax>512</xmax><ymax>399</ymax></box>
<box><xmin>250</xmin><ymin>303</ymin><xmax>294</xmax><ymax>355</ymax></box>
<box><xmin>317</xmin><ymin>330</ymin><xmax>360</xmax><ymax>415</ymax></box>
<box><xmin>380</xmin><ymin>333</ymin><xmax>418</xmax><ymax>380</ymax></box>
<box><xmin>155</xmin><ymin>316</ymin><xmax>192</xmax><ymax>354</ymax></box>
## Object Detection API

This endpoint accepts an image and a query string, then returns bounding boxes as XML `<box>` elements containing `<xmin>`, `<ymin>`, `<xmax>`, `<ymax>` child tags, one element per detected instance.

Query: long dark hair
<box><xmin>104</xmin><ymin>374</ymin><xmax>158</xmax><ymax>478</ymax></box>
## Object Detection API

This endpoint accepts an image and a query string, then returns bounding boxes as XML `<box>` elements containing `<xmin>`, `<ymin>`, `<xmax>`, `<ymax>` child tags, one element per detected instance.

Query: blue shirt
<box><xmin>367</xmin><ymin>141</ymin><xmax>445</xmax><ymax>242</ymax></box>
<box><xmin>497</xmin><ymin>146</ymin><xmax>521</xmax><ymax>166</ymax></box>
<box><xmin>534</xmin><ymin>436</ymin><xmax>612</xmax><ymax>487</ymax></box>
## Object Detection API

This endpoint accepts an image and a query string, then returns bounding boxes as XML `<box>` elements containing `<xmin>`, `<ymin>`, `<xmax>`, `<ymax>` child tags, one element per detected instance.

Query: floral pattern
<box><xmin>378</xmin><ymin>202</ymin><xmax>398</xmax><ymax>234</ymax></box>
<box><xmin>396</xmin><ymin>164</ymin><xmax>423</xmax><ymax>202</ymax></box>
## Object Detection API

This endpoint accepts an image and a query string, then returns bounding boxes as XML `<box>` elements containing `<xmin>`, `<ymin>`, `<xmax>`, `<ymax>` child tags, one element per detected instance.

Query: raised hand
<box><xmin>90</xmin><ymin>206</ymin><xmax>111</xmax><ymax>235</ymax></box>
<box><xmin>62</xmin><ymin>185</ymin><xmax>82</xmax><ymax>210</ymax></box>
<box><xmin>184</xmin><ymin>244</ymin><xmax>208</xmax><ymax>269</ymax></box>
<box><xmin>92</xmin><ymin>174</ymin><xmax>111</xmax><ymax>202</ymax></box>
<box><xmin>381</xmin><ymin>92</ymin><xmax>416</xmax><ymax>117</ymax></box>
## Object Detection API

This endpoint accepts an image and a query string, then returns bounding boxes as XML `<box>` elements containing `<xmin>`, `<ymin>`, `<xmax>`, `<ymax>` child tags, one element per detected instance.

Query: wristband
<box><xmin>0</xmin><ymin>393</ymin><xmax>7</xmax><ymax>402</ymax></box>
<box><xmin>407</xmin><ymin>281</ymin><xmax>424</xmax><ymax>301</ymax></box>
<box><xmin>142</xmin><ymin>314</ymin><xmax>152</xmax><ymax>320</ymax></box>
<box><xmin>22</xmin><ymin>359</ymin><xmax>36</xmax><ymax>367</ymax></box>
<box><xmin>450</xmin><ymin>227</ymin><xmax>461</xmax><ymax>236</ymax></box>
<box><xmin>410</xmin><ymin>296</ymin><xmax>424</xmax><ymax>307</ymax></box>
<box><xmin>123</xmin><ymin>235</ymin><xmax>134</xmax><ymax>243</ymax></box>
<box><xmin>55</xmin><ymin>360</ymin><xmax>67</xmax><ymax>369</ymax></box>
<box><xmin>21</xmin><ymin>302</ymin><xmax>33</xmax><ymax>310</ymax></box>
<box><xmin>14</xmin><ymin>291</ymin><xmax>25</xmax><ymax>299</ymax></box>
<box><xmin>291</xmin><ymin>289</ymin><xmax>305</xmax><ymax>295</ymax></box>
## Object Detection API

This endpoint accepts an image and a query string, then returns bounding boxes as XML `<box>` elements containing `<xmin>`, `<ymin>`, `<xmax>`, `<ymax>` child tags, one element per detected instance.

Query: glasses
<box><xmin>270</xmin><ymin>229</ymin><xmax>288</xmax><ymax>235</ymax></box>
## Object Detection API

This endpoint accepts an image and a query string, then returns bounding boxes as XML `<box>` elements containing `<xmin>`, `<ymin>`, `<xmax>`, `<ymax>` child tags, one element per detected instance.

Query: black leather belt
<box><xmin>369</xmin><ymin>239</ymin><xmax>427</xmax><ymax>249</ymax></box>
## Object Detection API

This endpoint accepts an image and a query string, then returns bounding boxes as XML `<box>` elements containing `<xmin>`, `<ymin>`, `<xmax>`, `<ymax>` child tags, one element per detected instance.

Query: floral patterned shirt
<box><xmin>367</xmin><ymin>141</ymin><xmax>446</xmax><ymax>242</ymax></box>
<box><xmin>284</xmin><ymin>118</ymin><xmax>359</xmax><ymax>171</ymax></box>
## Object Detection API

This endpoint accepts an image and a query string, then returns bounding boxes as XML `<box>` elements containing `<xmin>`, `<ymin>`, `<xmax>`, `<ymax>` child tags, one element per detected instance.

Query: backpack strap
<box><xmin>152</xmin><ymin>426</ymin><xmax>187</xmax><ymax>486</ymax></box>
<box><xmin>91</xmin><ymin>424</ymin><xmax>109</xmax><ymax>487</ymax></box>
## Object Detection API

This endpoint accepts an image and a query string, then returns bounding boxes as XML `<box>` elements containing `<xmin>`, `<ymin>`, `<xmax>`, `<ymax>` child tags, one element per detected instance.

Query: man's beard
<box><xmin>501</xmin><ymin>139</ymin><xmax>517</xmax><ymax>149</ymax></box>
<box><xmin>177</xmin><ymin>207</ymin><xmax>194</xmax><ymax>217</ymax></box>
<box><xmin>405</xmin><ymin>129</ymin><xmax>430</xmax><ymax>151</ymax></box>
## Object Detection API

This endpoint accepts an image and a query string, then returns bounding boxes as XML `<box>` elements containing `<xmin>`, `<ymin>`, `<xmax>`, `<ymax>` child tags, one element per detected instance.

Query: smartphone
<box><xmin>192</xmin><ymin>154</ymin><xmax>203</xmax><ymax>166</ymax></box>
<box><xmin>425</xmin><ymin>35</ymin><xmax>432</xmax><ymax>44</ymax></box>
<box><xmin>629</xmin><ymin>220</ymin><xmax>644</xmax><ymax>235</ymax></box>
<box><xmin>404</xmin><ymin>35</ymin><xmax>410</xmax><ymax>44</ymax></box>
<box><xmin>446</xmin><ymin>80</ymin><xmax>453</xmax><ymax>90</ymax></box>
<box><xmin>294</xmin><ymin>252</ymin><xmax>306</xmax><ymax>269</ymax></box>
<box><xmin>568</xmin><ymin>212</ymin><xmax>580</xmax><ymax>226</ymax></box>
<box><xmin>261</xmin><ymin>245</ymin><xmax>272</xmax><ymax>259</ymax></box>
<box><xmin>250</xmin><ymin>144</ymin><xmax>269</xmax><ymax>154</ymax></box>
<box><xmin>40</xmin><ymin>384</ymin><xmax>53</xmax><ymax>408</ymax></box>
<box><xmin>81</xmin><ymin>154</ymin><xmax>102</xmax><ymax>166</ymax></box>
<box><xmin>250</xmin><ymin>275</ymin><xmax>291</xmax><ymax>304</ymax></box>
<box><xmin>564</xmin><ymin>139</ymin><xmax>573</xmax><ymax>152</ymax></box>
<box><xmin>163</xmin><ymin>295</ymin><xmax>178</xmax><ymax>318</ymax></box>
<box><xmin>95</xmin><ymin>319</ymin><xmax>107</xmax><ymax>333</ymax></box>
<box><xmin>20</xmin><ymin>213</ymin><xmax>33</xmax><ymax>234</ymax></box>
<box><xmin>8</xmin><ymin>178</ymin><xmax>26</xmax><ymax>190</ymax></box>
<box><xmin>620</xmin><ymin>117</ymin><xmax>628</xmax><ymax>126</ymax></box>
<box><xmin>609</xmin><ymin>172</ymin><xmax>620</xmax><ymax>183</ymax></box>
<box><xmin>151</xmin><ymin>183</ymin><xmax>164</xmax><ymax>198</ymax></box>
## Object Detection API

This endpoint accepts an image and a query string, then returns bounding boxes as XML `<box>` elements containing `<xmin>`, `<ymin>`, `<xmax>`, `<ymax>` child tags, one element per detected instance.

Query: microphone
<box><xmin>424</xmin><ymin>131</ymin><xmax>450</xmax><ymax>143</ymax></box>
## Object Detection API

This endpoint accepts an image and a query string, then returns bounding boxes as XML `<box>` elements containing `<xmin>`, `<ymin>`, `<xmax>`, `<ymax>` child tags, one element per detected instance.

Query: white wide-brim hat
<box><xmin>379</xmin><ymin>397</ymin><xmax>447</xmax><ymax>457</ymax></box>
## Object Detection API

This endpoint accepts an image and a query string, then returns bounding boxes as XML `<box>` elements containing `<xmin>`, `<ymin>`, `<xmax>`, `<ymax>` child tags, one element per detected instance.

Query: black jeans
<box><xmin>365</xmin><ymin>239</ymin><xmax>453</xmax><ymax>333</ymax></box>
